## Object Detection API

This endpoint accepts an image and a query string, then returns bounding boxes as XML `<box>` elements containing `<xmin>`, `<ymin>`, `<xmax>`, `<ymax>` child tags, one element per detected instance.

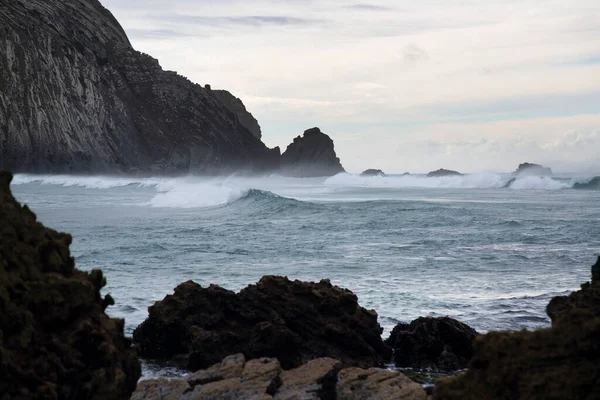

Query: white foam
<box><xmin>11</xmin><ymin>174</ymin><xmax>159</xmax><ymax>189</ymax></box>
<box><xmin>508</xmin><ymin>176</ymin><xmax>571</xmax><ymax>190</ymax></box>
<box><xmin>324</xmin><ymin>173</ymin><xmax>509</xmax><ymax>189</ymax></box>
<box><xmin>149</xmin><ymin>179</ymin><xmax>249</xmax><ymax>208</ymax></box>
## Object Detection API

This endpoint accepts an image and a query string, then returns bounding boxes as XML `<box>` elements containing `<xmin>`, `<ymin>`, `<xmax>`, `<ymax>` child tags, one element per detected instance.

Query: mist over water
<box><xmin>10</xmin><ymin>173</ymin><xmax>600</xmax><ymax>343</ymax></box>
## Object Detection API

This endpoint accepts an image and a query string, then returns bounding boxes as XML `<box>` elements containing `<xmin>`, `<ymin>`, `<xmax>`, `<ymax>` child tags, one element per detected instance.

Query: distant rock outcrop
<box><xmin>386</xmin><ymin>317</ymin><xmax>478</xmax><ymax>372</ymax></box>
<box><xmin>0</xmin><ymin>0</ymin><xmax>279</xmax><ymax>173</ymax></box>
<box><xmin>212</xmin><ymin>89</ymin><xmax>262</xmax><ymax>140</ymax></box>
<box><xmin>514</xmin><ymin>163</ymin><xmax>553</xmax><ymax>176</ymax></box>
<box><xmin>361</xmin><ymin>169</ymin><xmax>386</xmax><ymax>177</ymax></box>
<box><xmin>434</xmin><ymin>257</ymin><xmax>600</xmax><ymax>399</ymax></box>
<box><xmin>427</xmin><ymin>169</ymin><xmax>463</xmax><ymax>178</ymax></box>
<box><xmin>132</xmin><ymin>354</ymin><xmax>426</xmax><ymax>400</ymax></box>
<box><xmin>0</xmin><ymin>171</ymin><xmax>140</xmax><ymax>399</ymax></box>
<box><xmin>280</xmin><ymin>128</ymin><xmax>345</xmax><ymax>177</ymax></box>
<box><xmin>133</xmin><ymin>276</ymin><xmax>390</xmax><ymax>371</ymax></box>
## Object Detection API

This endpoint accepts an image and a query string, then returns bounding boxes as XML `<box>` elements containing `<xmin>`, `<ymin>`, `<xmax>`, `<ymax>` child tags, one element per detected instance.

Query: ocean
<box><xmin>10</xmin><ymin>172</ymin><xmax>600</xmax><ymax>375</ymax></box>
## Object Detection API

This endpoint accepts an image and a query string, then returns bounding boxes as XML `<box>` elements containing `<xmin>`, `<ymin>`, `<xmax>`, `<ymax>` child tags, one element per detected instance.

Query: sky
<box><xmin>101</xmin><ymin>0</ymin><xmax>600</xmax><ymax>174</ymax></box>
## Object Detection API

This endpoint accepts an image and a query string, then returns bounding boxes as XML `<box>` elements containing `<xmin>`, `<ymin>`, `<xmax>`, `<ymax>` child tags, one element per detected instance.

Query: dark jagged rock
<box><xmin>361</xmin><ymin>169</ymin><xmax>386</xmax><ymax>177</ymax></box>
<box><xmin>212</xmin><ymin>90</ymin><xmax>262</xmax><ymax>140</ymax></box>
<box><xmin>434</xmin><ymin>257</ymin><xmax>600</xmax><ymax>400</ymax></box>
<box><xmin>513</xmin><ymin>162</ymin><xmax>553</xmax><ymax>176</ymax></box>
<box><xmin>132</xmin><ymin>355</ymin><xmax>426</xmax><ymax>400</ymax></box>
<box><xmin>133</xmin><ymin>276</ymin><xmax>391</xmax><ymax>371</ymax></box>
<box><xmin>386</xmin><ymin>317</ymin><xmax>477</xmax><ymax>372</ymax></box>
<box><xmin>280</xmin><ymin>128</ymin><xmax>345</xmax><ymax>177</ymax></box>
<box><xmin>0</xmin><ymin>0</ymin><xmax>279</xmax><ymax>174</ymax></box>
<box><xmin>0</xmin><ymin>171</ymin><xmax>140</xmax><ymax>399</ymax></box>
<box><xmin>427</xmin><ymin>169</ymin><xmax>463</xmax><ymax>178</ymax></box>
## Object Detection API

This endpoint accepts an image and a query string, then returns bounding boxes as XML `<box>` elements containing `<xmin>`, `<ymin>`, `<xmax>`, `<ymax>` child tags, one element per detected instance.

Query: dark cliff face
<box><xmin>212</xmin><ymin>89</ymin><xmax>262</xmax><ymax>140</ymax></box>
<box><xmin>280</xmin><ymin>127</ymin><xmax>345</xmax><ymax>177</ymax></box>
<box><xmin>0</xmin><ymin>0</ymin><xmax>279</xmax><ymax>174</ymax></box>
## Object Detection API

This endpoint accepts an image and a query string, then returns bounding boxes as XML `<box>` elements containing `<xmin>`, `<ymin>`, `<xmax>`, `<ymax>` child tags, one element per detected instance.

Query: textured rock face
<box><xmin>514</xmin><ymin>162</ymin><xmax>553</xmax><ymax>176</ymax></box>
<box><xmin>0</xmin><ymin>171</ymin><xmax>140</xmax><ymax>399</ymax></box>
<box><xmin>212</xmin><ymin>89</ymin><xmax>262</xmax><ymax>140</ymax></box>
<box><xmin>427</xmin><ymin>169</ymin><xmax>462</xmax><ymax>178</ymax></box>
<box><xmin>0</xmin><ymin>0</ymin><xmax>279</xmax><ymax>173</ymax></box>
<box><xmin>386</xmin><ymin>317</ymin><xmax>478</xmax><ymax>372</ymax></box>
<box><xmin>133</xmin><ymin>276</ymin><xmax>391</xmax><ymax>371</ymax></box>
<box><xmin>280</xmin><ymin>128</ymin><xmax>345</xmax><ymax>177</ymax></box>
<box><xmin>361</xmin><ymin>169</ymin><xmax>385</xmax><ymax>177</ymax></box>
<box><xmin>131</xmin><ymin>355</ymin><xmax>426</xmax><ymax>400</ymax></box>
<box><xmin>434</xmin><ymin>257</ymin><xmax>600</xmax><ymax>400</ymax></box>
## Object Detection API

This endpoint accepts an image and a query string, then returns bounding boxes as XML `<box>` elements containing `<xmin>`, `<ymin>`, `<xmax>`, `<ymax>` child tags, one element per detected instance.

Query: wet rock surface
<box><xmin>0</xmin><ymin>0</ymin><xmax>278</xmax><ymax>173</ymax></box>
<box><xmin>131</xmin><ymin>355</ymin><xmax>426</xmax><ymax>400</ymax></box>
<box><xmin>386</xmin><ymin>317</ymin><xmax>478</xmax><ymax>372</ymax></box>
<box><xmin>0</xmin><ymin>171</ymin><xmax>141</xmax><ymax>399</ymax></box>
<box><xmin>434</xmin><ymin>257</ymin><xmax>600</xmax><ymax>400</ymax></box>
<box><xmin>133</xmin><ymin>276</ymin><xmax>390</xmax><ymax>371</ymax></box>
<box><xmin>280</xmin><ymin>128</ymin><xmax>345</xmax><ymax>177</ymax></box>
<box><xmin>426</xmin><ymin>169</ymin><xmax>462</xmax><ymax>178</ymax></box>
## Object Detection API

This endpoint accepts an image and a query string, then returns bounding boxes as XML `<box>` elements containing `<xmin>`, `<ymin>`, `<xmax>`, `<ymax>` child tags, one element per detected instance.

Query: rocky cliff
<box><xmin>212</xmin><ymin>89</ymin><xmax>262</xmax><ymax>140</ymax></box>
<box><xmin>280</xmin><ymin>127</ymin><xmax>345</xmax><ymax>177</ymax></box>
<box><xmin>0</xmin><ymin>171</ymin><xmax>140</xmax><ymax>399</ymax></box>
<box><xmin>0</xmin><ymin>0</ymin><xmax>279</xmax><ymax>173</ymax></box>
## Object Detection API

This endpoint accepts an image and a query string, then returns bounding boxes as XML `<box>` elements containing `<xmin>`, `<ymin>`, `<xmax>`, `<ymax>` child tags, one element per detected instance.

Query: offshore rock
<box><xmin>212</xmin><ymin>89</ymin><xmax>262</xmax><ymax>140</ymax></box>
<box><xmin>434</xmin><ymin>257</ymin><xmax>600</xmax><ymax>400</ymax></box>
<box><xmin>386</xmin><ymin>317</ymin><xmax>478</xmax><ymax>372</ymax></box>
<box><xmin>0</xmin><ymin>0</ymin><xmax>278</xmax><ymax>173</ymax></box>
<box><xmin>427</xmin><ymin>169</ymin><xmax>462</xmax><ymax>178</ymax></box>
<box><xmin>0</xmin><ymin>171</ymin><xmax>141</xmax><ymax>399</ymax></box>
<box><xmin>513</xmin><ymin>162</ymin><xmax>553</xmax><ymax>176</ymax></box>
<box><xmin>361</xmin><ymin>169</ymin><xmax>386</xmax><ymax>177</ymax></box>
<box><xmin>131</xmin><ymin>355</ymin><xmax>426</xmax><ymax>400</ymax></box>
<box><xmin>133</xmin><ymin>276</ymin><xmax>391</xmax><ymax>371</ymax></box>
<box><xmin>280</xmin><ymin>128</ymin><xmax>345</xmax><ymax>177</ymax></box>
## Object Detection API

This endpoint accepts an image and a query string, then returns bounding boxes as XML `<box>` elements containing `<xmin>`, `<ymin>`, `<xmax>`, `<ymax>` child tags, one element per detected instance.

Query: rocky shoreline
<box><xmin>2</xmin><ymin>170</ymin><xmax>600</xmax><ymax>399</ymax></box>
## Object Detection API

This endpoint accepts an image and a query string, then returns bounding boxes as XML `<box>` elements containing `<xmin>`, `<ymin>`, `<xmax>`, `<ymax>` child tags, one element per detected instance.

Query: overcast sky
<box><xmin>102</xmin><ymin>0</ymin><xmax>600</xmax><ymax>173</ymax></box>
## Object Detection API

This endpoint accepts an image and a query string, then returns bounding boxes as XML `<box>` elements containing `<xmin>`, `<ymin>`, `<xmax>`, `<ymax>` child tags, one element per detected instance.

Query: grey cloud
<box><xmin>344</xmin><ymin>4</ymin><xmax>394</xmax><ymax>12</ymax></box>
<box><xmin>403</xmin><ymin>44</ymin><xmax>428</xmax><ymax>63</ymax></box>
<box><xmin>165</xmin><ymin>15</ymin><xmax>322</xmax><ymax>27</ymax></box>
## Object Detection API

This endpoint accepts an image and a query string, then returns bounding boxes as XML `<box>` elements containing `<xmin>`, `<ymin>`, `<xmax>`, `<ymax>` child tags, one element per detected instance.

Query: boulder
<box><xmin>0</xmin><ymin>171</ymin><xmax>141</xmax><ymax>399</ymax></box>
<box><xmin>133</xmin><ymin>276</ymin><xmax>391</xmax><ymax>371</ymax></box>
<box><xmin>361</xmin><ymin>169</ymin><xmax>386</xmax><ymax>177</ymax></box>
<box><xmin>131</xmin><ymin>355</ymin><xmax>426</xmax><ymax>400</ymax></box>
<box><xmin>513</xmin><ymin>163</ymin><xmax>553</xmax><ymax>176</ymax></box>
<box><xmin>434</xmin><ymin>257</ymin><xmax>600</xmax><ymax>399</ymax></box>
<box><xmin>386</xmin><ymin>317</ymin><xmax>478</xmax><ymax>372</ymax></box>
<box><xmin>426</xmin><ymin>169</ymin><xmax>462</xmax><ymax>178</ymax></box>
<box><xmin>280</xmin><ymin>128</ymin><xmax>345</xmax><ymax>177</ymax></box>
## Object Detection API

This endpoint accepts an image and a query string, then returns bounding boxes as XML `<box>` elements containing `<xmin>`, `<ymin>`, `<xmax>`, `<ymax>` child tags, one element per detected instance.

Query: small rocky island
<box><xmin>427</xmin><ymin>169</ymin><xmax>463</xmax><ymax>177</ymax></box>
<box><xmin>361</xmin><ymin>169</ymin><xmax>386</xmax><ymax>177</ymax></box>
<box><xmin>280</xmin><ymin>128</ymin><xmax>345</xmax><ymax>177</ymax></box>
<box><xmin>513</xmin><ymin>162</ymin><xmax>553</xmax><ymax>176</ymax></box>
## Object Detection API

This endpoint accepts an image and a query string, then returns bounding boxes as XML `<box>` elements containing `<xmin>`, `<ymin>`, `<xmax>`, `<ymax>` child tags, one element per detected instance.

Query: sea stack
<box><xmin>361</xmin><ymin>169</ymin><xmax>386</xmax><ymax>177</ymax></box>
<box><xmin>280</xmin><ymin>127</ymin><xmax>345</xmax><ymax>177</ymax></box>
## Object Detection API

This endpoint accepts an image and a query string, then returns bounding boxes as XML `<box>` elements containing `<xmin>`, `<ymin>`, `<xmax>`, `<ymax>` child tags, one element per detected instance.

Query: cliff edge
<box><xmin>0</xmin><ymin>0</ymin><xmax>279</xmax><ymax>173</ymax></box>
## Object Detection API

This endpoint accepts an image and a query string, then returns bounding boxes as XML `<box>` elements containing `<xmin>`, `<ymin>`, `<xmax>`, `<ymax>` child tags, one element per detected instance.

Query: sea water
<box><xmin>9</xmin><ymin>172</ymin><xmax>600</xmax><ymax>370</ymax></box>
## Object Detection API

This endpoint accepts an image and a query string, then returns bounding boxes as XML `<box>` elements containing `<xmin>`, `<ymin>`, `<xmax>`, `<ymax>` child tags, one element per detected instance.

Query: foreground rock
<box><xmin>361</xmin><ymin>169</ymin><xmax>386</xmax><ymax>177</ymax></box>
<box><xmin>434</xmin><ymin>257</ymin><xmax>600</xmax><ymax>399</ymax></box>
<box><xmin>132</xmin><ymin>354</ymin><xmax>426</xmax><ymax>400</ymax></box>
<box><xmin>133</xmin><ymin>276</ymin><xmax>390</xmax><ymax>370</ymax></box>
<box><xmin>280</xmin><ymin>128</ymin><xmax>345</xmax><ymax>177</ymax></box>
<box><xmin>513</xmin><ymin>162</ymin><xmax>553</xmax><ymax>176</ymax></box>
<box><xmin>427</xmin><ymin>169</ymin><xmax>462</xmax><ymax>178</ymax></box>
<box><xmin>386</xmin><ymin>317</ymin><xmax>477</xmax><ymax>372</ymax></box>
<box><xmin>0</xmin><ymin>171</ymin><xmax>141</xmax><ymax>399</ymax></box>
<box><xmin>1</xmin><ymin>0</ymin><xmax>279</xmax><ymax>173</ymax></box>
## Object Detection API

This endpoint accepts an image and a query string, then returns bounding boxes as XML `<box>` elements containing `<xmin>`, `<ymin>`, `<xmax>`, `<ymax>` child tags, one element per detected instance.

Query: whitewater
<box><xmin>9</xmin><ymin>172</ymin><xmax>600</xmax><ymax>374</ymax></box>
